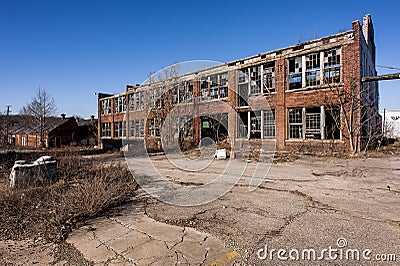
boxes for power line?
[376,65,400,71]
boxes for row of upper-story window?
[100,48,342,115]
[237,47,341,96]
[288,48,341,90]
[100,75,226,115]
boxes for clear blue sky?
[1,0,399,118]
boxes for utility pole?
[5,105,11,145]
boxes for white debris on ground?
[9,156,57,188]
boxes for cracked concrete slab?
[67,210,238,265]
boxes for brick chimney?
[61,113,66,120]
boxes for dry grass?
[0,151,137,242]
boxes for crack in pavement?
[199,247,209,266]
[91,231,137,265]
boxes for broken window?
[156,89,164,108]
[238,68,248,83]
[238,112,248,138]
[250,65,262,95]
[238,110,275,139]
[114,96,126,114]
[200,78,210,101]
[114,98,119,113]
[305,107,321,139]
[114,121,126,138]
[209,75,219,100]
[289,57,302,90]
[219,72,228,98]
[138,92,144,110]
[179,81,193,103]
[149,88,164,108]
[101,99,111,115]
[101,122,111,137]
[200,73,228,101]
[263,63,275,94]
[250,111,262,138]
[288,108,303,139]
[238,84,248,107]
[263,110,275,139]
[288,106,340,140]
[122,96,126,112]
[148,117,164,137]
[149,89,156,108]
[179,116,193,138]
[129,92,144,111]
[324,48,341,84]
[129,94,135,111]
[325,106,341,140]
[170,85,179,106]
[130,119,144,138]
[305,53,321,86]
[238,68,249,107]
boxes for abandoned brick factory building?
[98,14,381,153]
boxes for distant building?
[98,14,381,152]
[76,115,98,146]
[380,110,400,139]
[7,114,79,148]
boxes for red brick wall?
[99,22,366,153]
[275,58,286,150]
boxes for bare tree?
[21,87,57,148]
[144,64,181,151]
[327,79,360,153]
[324,77,381,153]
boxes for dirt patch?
[0,239,91,265]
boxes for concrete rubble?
[9,155,57,188]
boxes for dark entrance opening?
[55,136,61,148]
[200,113,228,143]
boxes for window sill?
[285,139,343,142]
[285,82,344,93]
[249,92,277,97]
[236,137,277,141]
[199,97,228,103]
[174,101,194,106]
